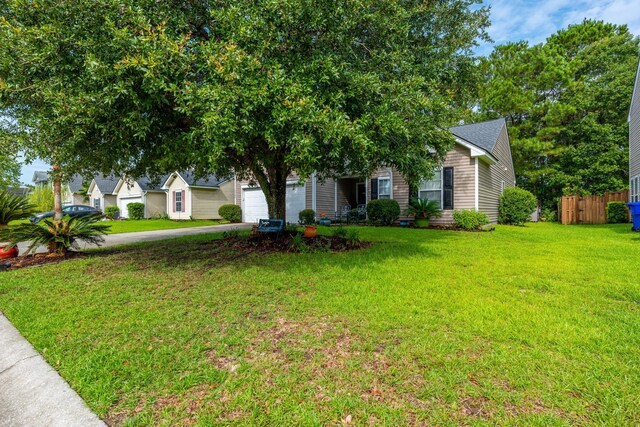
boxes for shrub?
[298,209,316,225]
[0,189,35,226]
[607,202,628,224]
[453,209,489,231]
[104,206,120,219]
[332,226,348,238]
[127,202,145,220]
[218,204,242,223]
[27,185,54,212]
[0,214,110,254]
[540,208,557,222]
[499,187,537,225]
[405,197,443,220]
[366,199,400,225]
[346,229,361,245]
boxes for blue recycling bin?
[627,202,640,231]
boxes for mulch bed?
[219,230,371,254]
[426,225,495,232]
[1,252,86,271]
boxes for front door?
[356,183,366,206]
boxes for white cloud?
[477,0,640,55]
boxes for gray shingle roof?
[92,175,120,194]
[176,171,227,188]
[136,175,170,192]
[32,171,49,184]
[449,118,506,154]
[66,174,85,193]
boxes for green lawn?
[9,218,227,234]
[102,219,227,234]
[1,223,639,426]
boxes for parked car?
[29,205,102,224]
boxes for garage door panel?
[119,197,142,219]
[242,184,306,223]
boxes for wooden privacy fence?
[560,190,629,225]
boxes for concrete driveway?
[16,222,253,254]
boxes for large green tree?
[0,117,20,189]
[1,0,489,218]
[478,20,639,208]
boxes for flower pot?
[303,226,317,238]
[414,218,430,228]
[0,246,18,259]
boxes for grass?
[8,218,227,234]
[1,223,639,426]
[102,219,227,234]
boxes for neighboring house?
[62,174,88,206]
[7,187,29,199]
[32,171,50,186]
[236,118,516,224]
[630,58,640,203]
[86,175,119,212]
[161,171,235,220]
[114,175,169,218]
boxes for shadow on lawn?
[87,228,446,274]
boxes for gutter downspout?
[474,158,479,211]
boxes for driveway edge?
[0,312,105,427]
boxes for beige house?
[629,59,640,204]
[114,176,168,218]
[236,118,516,225]
[162,171,235,220]
[86,175,119,212]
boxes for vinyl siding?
[430,144,476,225]
[166,174,191,219]
[191,181,235,219]
[479,125,516,224]
[145,192,167,218]
[314,177,336,217]
[630,62,640,195]
[117,180,143,198]
[89,186,116,210]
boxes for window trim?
[418,169,443,209]
[378,176,391,199]
[175,190,183,213]
[93,198,101,210]
[632,175,640,203]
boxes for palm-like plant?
[0,213,110,255]
[405,197,443,219]
[0,189,36,226]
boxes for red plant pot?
[303,226,318,238]
[0,246,18,259]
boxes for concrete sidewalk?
[0,312,105,427]
[17,222,253,254]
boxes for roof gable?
[162,171,227,189]
[66,174,84,193]
[630,57,640,122]
[450,118,506,154]
[90,175,120,195]
[32,171,49,184]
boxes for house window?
[175,191,183,212]
[378,177,391,199]
[93,198,101,210]
[632,175,640,203]
[419,169,442,208]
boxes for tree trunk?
[52,165,63,221]
[265,180,287,220]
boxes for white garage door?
[242,184,306,223]
[119,197,142,219]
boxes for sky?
[16,0,640,185]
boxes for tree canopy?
[0,0,489,218]
[478,20,639,208]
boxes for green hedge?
[127,202,145,220]
[218,204,242,223]
[499,187,537,225]
[298,209,315,225]
[607,202,627,224]
[366,199,400,225]
[453,209,489,231]
[104,206,120,218]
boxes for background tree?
[0,118,20,189]
[1,0,490,218]
[478,20,639,209]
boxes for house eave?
[454,137,497,164]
